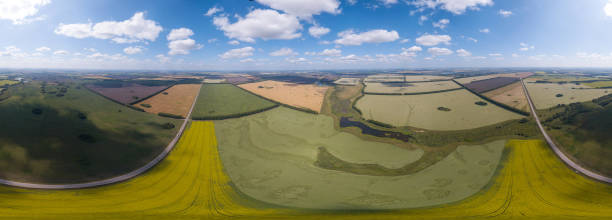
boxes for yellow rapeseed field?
[0,122,610,219]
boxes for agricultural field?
[482,82,529,112]
[85,82,170,105]
[463,77,519,93]
[0,80,19,86]
[191,84,276,120]
[0,81,180,183]
[81,75,112,80]
[364,74,405,83]
[525,82,610,109]
[203,78,227,83]
[364,81,460,94]
[583,80,612,88]
[455,72,532,84]
[334,77,360,85]
[215,107,502,209]
[240,80,329,113]
[355,89,524,130]
[404,75,453,82]
[0,124,609,219]
[133,84,201,118]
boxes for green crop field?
[525,82,610,109]
[191,84,277,120]
[364,81,460,94]
[584,80,612,88]
[0,81,180,183]
[354,89,524,131]
[214,107,506,209]
[0,80,19,86]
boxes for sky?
[1,0,612,71]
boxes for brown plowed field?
[483,82,529,112]
[464,77,519,93]
[86,84,170,104]
[134,84,202,117]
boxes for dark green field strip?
[452,79,531,116]
[191,84,280,119]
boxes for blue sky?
[1,0,612,70]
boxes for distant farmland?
[191,84,277,120]
[463,77,519,93]
[85,83,170,105]
[240,80,329,113]
[525,81,610,109]
[134,84,201,118]
[364,81,460,94]
[482,82,529,112]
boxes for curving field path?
[0,121,610,219]
[0,85,202,189]
[521,79,612,183]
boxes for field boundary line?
[521,79,612,184]
[452,79,531,116]
[0,84,203,189]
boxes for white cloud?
[319,48,342,56]
[0,0,50,24]
[606,1,612,17]
[220,46,255,59]
[406,46,422,52]
[334,29,399,46]
[499,9,513,17]
[270,48,297,56]
[35,46,51,52]
[286,57,309,63]
[489,53,502,57]
[465,36,478,43]
[433,19,450,29]
[255,0,340,19]
[399,46,422,57]
[519,42,535,51]
[156,54,170,63]
[380,0,398,5]
[53,50,69,55]
[412,0,493,15]
[347,0,358,5]
[168,39,202,55]
[167,28,202,55]
[456,49,471,57]
[400,39,410,44]
[479,28,490,33]
[213,9,302,43]
[84,48,97,52]
[205,6,223,17]
[428,47,453,56]
[88,53,126,61]
[123,46,143,55]
[419,15,428,25]
[309,25,330,38]
[512,53,520,58]
[415,34,451,46]
[240,58,255,63]
[167,28,194,41]
[228,40,240,45]
[208,38,218,43]
[0,46,21,56]
[54,12,163,43]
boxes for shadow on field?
[0,103,164,184]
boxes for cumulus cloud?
[406,46,423,52]
[0,0,50,24]
[156,54,170,63]
[489,53,502,57]
[380,0,398,5]
[270,48,297,56]
[519,42,535,51]
[205,6,223,17]
[456,49,471,57]
[415,34,451,46]
[606,1,612,17]
[479,28,490,33]
[412,0,493,15]
[428,47,453,56]
[167,28,202,55]
[213,9,302,43]
[334,29,399,46]
[309,25,330,38]
[433,19,450,29]
[499,9,513,17]
[220,46,255,59]
[399,46,423,57]
[54,12,163,43]
[228,40,240,45]
[35,46,51,52]
[53,50,69,55]
[255,0,340,19]
[123,46,143,55]
[319,48,342,56]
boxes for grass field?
[584,80,612,88]
[525,82,610,109]
[355,89,524,130]
[364,81,460,94]
[405,75,453,82]
[239,80,329,113]
[0,80,19,86]
[483,82,529,112]
[0,82,180,183]
[191,84,276,119]
[134,84,201,117]
[0,124,609,219]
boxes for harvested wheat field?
[133,84,201,117]
[239,80,329,113]
[483,82,529,112]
